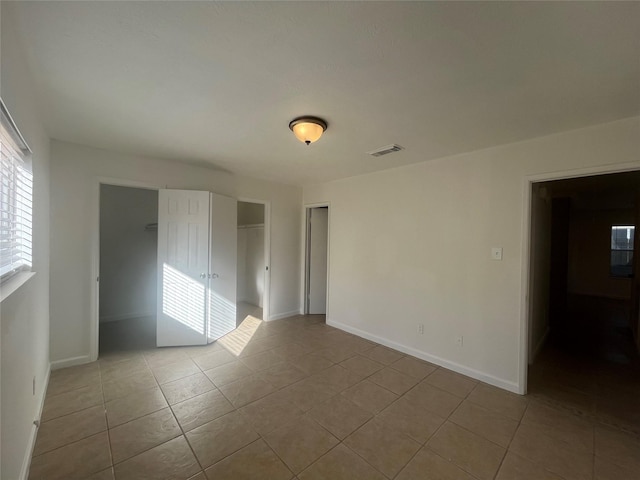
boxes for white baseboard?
[19,363,51,480]
[267,310,302,322]
[50,355,92,371]
[529,327,550,365]
[99,311,154,323]
[327,318,521,395]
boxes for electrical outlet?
[418,323,424,335]
[456,336,464,347]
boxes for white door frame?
[519,162,640,394]
[237,197,272,321]
[302,203,331,316]
[90,177,161,362]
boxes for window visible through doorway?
[610,225,634,278]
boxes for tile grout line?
[35,318,632,480]
[417,380,486,480]
[159,320,332,476]
[149,350,208,478]
[489,393,530,480]
[177,323,385,477]
[102,351,187,473]
[383,377,445,480]
[37,326,401,475]
[282,351,437,477]
[290,364,434,479]
[98,360,115,478]
[499,397,578,480]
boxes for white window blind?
[0,99,33,283]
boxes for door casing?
[91,177,160,362]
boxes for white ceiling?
[5,1,640,186]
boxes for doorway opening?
[527,170,640,428]
[304,205,329,315]
[236,201,267,324]
[98,184,159,354]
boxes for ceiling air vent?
[368,144,404,157]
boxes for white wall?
[238,202,265,226]
[99,185,158,322]
[50,140,301,365]
[1,9,51,480]
[303,117,640,393]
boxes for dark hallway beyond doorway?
[529,294,640,435]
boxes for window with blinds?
[0,100,33,283]
[611,225,635,278]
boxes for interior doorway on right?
[527,170,640,431]
[305,206,329,315]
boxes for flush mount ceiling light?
[289,116,327,145]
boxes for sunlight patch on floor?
[217,315,262,355]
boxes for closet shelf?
[237,223,264,229]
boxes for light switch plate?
[491,247,503,260]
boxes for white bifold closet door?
[157,189,237,347]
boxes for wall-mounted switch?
[491,247,503,261]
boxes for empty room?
[1,2,639,480]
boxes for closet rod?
[237,223,264,229]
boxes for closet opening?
[236,200,268,324]
[98,184,159,354]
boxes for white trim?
[518,176,533,394]
[519,160,640,395]
[236,198,271,321]
[0,271,35,303]
[19,363,50,480]
[51,355,92,371]
[99,311,155,323]
[91,177,161,362]
[327,319,520,394]
[302,202,331,317]
[267,310,301,322]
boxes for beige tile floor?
[30,315,640,480]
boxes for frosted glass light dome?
[289,117,327,145]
